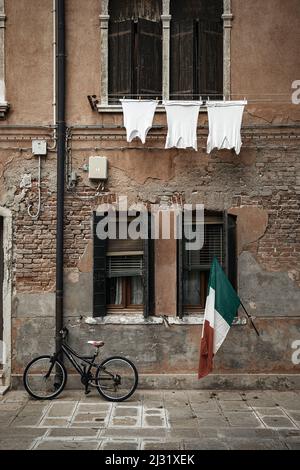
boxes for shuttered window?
[177,212,237,316]
[170,0,223,100]
[108,19,162,103]
[93,213,155,317]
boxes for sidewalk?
[0,389,300,450]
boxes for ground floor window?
[178,211,237,316]
[93,213,154,317]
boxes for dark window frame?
[93,212,155,317]
[177,211,237,317]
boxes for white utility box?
[32,140,47,156]
[88,156,108,180]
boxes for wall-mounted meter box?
[32,140,47,156]
[89,156,108,180]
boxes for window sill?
[85,314,247,326]
[0,102,9,119]
[96,104,208,114]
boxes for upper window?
[108,0,162,104]
[106,0,223,104]
[170,0,223,100]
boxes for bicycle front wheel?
[23,355,67,400]
[96,356,138,402]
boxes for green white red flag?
[198,257,241,379]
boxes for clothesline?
[108,93,292,104]
[121,99,247,154]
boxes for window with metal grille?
[184,223,224,271]
[177,212,237,316]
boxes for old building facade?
[0,0,300,390]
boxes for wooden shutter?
[226,213,238,290]
[137,19,162,98]
[177,236,184,318]
[107,255,144,278]
[143,214,155,318]
[197,19,223,98]
[0,218,3,340]
[108,20,134,102]
[93,214,107,317]
[170,20,195,100]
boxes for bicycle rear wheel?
[23,355,67,400]
[96,356,138,402]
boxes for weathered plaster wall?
[66,0,100,124]
[231,0,300,124]
[1,1,299,385]
[5,0,53,124]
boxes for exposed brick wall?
[10,142,300,293]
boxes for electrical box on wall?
[89,156,108,180]
[32,140,47,156]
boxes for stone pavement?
[0,389,300,450]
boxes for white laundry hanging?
[164,101,202,151]
[206,100,247,155]
[120,99,158,144]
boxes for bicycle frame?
[49,340,115,389]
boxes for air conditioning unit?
[88,156,108,180]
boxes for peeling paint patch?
[229,206,268,254]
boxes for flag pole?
[240,300,260,337]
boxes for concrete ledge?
[85,314,247,326]
[12,373,300,391]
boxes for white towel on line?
[206,101,247,155]
[120,99,158,144]
[164,101,202,151]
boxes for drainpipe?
[55,0,66,354]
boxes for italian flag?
[198,257,241,379]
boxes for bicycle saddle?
[87,340,105,348]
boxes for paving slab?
[224,412,262,428]
[41,418,71,427]
[215,392,244,401]
[260,416,296,429]
[0,438,33,450]
[102,440,139,450]
[284,410,300,422]
[47,402,77,417]
[190,400,220,412]
[73,412,107,423]
[218,400,251,411]
[112,417,139,426]
[103,427,167,439]
[184,438,229,450]
[48,428,99,438]
[34,440,100,450]
[197,416,230,428]
[113,407,139,417]
[0,411,20,426]
[285,437,300,450]
[168,418,198,429]
[143,441,183,450]
[166,428,200,439]
[254,407,285,417]
[226,438,287,450]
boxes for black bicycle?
[23,327,138,402]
